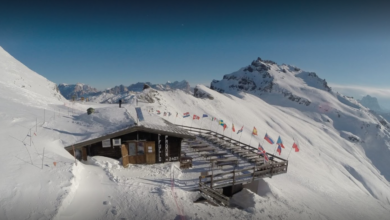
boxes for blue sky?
[1,0,389,95]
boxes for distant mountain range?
[58,80,192,100]
[358,95,383,113]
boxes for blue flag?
[202,114,208,118]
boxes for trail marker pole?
[44,109,45,124]
[249,134,253,146]
[36,118,37,132]
[30,129,31,146]
[41,147,45,169]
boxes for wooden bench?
[215,159,238,168]
[202,152,227,160]
[196,147,216,153]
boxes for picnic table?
[190,143,209,147]
[180,156,193,169]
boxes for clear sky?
[1,0,389,94]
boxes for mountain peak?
[210,57,331,106]
[359,95,382,112]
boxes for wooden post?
[252,165,256,182]
[82,147,87,161]
[231,169,236,195]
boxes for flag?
[292,142,299,152]
[252,127,258,136]
[232,124,235,132]
[263,150,269,162]
[157,110,161,115]
[163,112,167,116]
[264,133,274,144]
[202,114,208,118]
[223,123,227,131]
[258,143,264,152]
[193,115,200,120]
[219,120,224,125]
[212,117,216,121]
[277,145,282,155]
[168,112,171,116]
[276,136,285,148]
[237,126,244,134]
[183,112,190,118]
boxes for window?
[137,142,144,155]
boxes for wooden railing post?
[231,169,236,195]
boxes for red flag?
[193,115,200,120]
[292,142,299,152]
[232,123,235,132]
[223,123,227,131]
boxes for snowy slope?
[1,47,390,220]
[149,85,390,219]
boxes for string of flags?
[152,109,300,158]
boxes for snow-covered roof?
[66,123,195,150]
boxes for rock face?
[194,86,214,100]
[210,57,332,106]
[358,95,382,112]
[58,83,99,99]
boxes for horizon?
[1,0,389,106]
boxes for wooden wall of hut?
[89,141,122,159]
[86,131,182,163]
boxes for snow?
[1,47,390,219]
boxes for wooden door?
[128,142,137,164]
[145,141,156,164]
[121,144,130,167]
[136,142,146,164]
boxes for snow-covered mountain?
[358,95,383,113]
[58,80,192,103]
[2,48,390,220]
[210,57,390,182]
[58,83,99,99]
[211,57,331,106]
[109,80,192,93]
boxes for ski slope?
[1,46,390,219]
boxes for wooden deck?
[179,125,289,206]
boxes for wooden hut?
[65,124,195,167]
